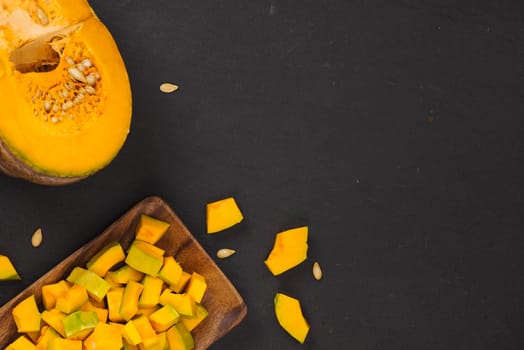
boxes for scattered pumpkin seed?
[159,82,179,93]
[216,248,236,259]
[312,261,322,280]
[31,228,43,247]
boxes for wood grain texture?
[0,196,247,349]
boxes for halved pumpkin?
[0,0,132,185]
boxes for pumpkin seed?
[68,67,87,83]
[159,83,179,93]
[32,228,43,247]
[86,74,97,86]
[35,6,49,26]
[216,248,236,259]
[312,261,322,280]
[82,59,92,68]
[85,86,96,94]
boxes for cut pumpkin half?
[0,0,132,184]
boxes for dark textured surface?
[1,1,524,349]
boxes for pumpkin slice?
[274,292,310,344]
[0,254,21,280]
[264,226,309,276]
[0,0,132,184]
[206,197,244,234]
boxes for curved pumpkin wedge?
[274,293,310,344]
[0,254,21,280]
[0,0,132,184]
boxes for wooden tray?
[0,196,247,349]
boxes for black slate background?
[1,1,524,349]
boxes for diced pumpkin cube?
[106,287,125,322]
[41,309,67,338]
[5,335,36,350]
[41,280,70,310]
[83,322,123,350]
[133,315,160,349]
[139,275,164,308]
[87,241,126,277]
[26,329,41,343]
[33,325,48,343]
[47,337,82,350]
[36,326,60,350]
[125,240,164,276]
[122,319,142,346]
[156,331,168,350]
[66,267,110,302]
[0,255,21,280]
[120,280,144,321]
[80,301,109,323]
[171,271,191,293]
[137,306,160,317]
[107,322,125,342]
[185,272,207,303]
[149,305,180,332]
[108,321,124,330]
[68,329,93,341]
[12,294,41,333]
[144,331,168,350]
[89,297,107,309]
[264,226,308,276]
[122,340,140,350]
[105,265,144,285]
[62,310,98,338]
[136,214,170,244]
[180,303,208,331]
[159,291,195,317]
[206,197,243,234]
[104,277,123,290]
[166,322,194,350]
[55,284,89,314]
[157,256,183,286]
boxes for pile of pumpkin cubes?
[7,215,207,350]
